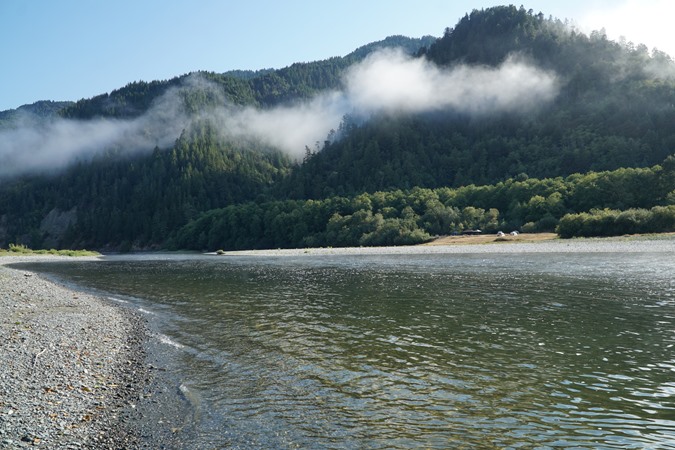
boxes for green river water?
[17,248,675,448]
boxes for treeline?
[170,192,497,250]
[557,206,675,238]
[172,156,675,250]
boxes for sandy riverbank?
[0,255,150,449]
[213,233,675,257]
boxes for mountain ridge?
[0,35,436,121]
[0,5,673,250]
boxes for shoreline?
[1,234,673,447]
[211,232,675,257]
[0,255,149,449]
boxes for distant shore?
[0,255,148,449]
[423,232,559,246]
[212,232,675,257]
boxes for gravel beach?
[0,256,149,449]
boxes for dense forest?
[172,156,675,250]
[0,5,674,251]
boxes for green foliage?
[174,156,675,250]
[2,143,672,251]
[556,206,675,238]
[170,189,500,251]
[0,122,292,250]
[0,244,99,257]
[7,243,32,254]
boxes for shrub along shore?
[0,244,100,257]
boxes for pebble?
[0,256,149,449]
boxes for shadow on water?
[13,251,675,448]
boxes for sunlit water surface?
[18,250,675,448]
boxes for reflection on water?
[18,251,675,448]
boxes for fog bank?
[0,49,560,177]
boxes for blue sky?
[1,0,673,111]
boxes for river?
[16,243,675,448]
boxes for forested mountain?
[285,6,675,197]
[0,124,292,250]
[1,6,674,251]
[0,35,434,250]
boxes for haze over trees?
[0,5,674,250]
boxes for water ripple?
[17,251,675,449]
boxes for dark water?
[17,251,675,448]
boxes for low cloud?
[0,49,560,177]
[212,49,559,156]
[343,48,559,116]
[217,90,347,155]
[0,86,191,178]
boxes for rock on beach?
[0,256,147,449]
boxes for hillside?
[0,5,674,251]
[0,35,435,250]
[284,5,675,197]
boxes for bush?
[1,244,99,257]
[8,244,31,254]
[556,206,675,238]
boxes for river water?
[17,245,675,448]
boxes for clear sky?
[1,0,673,111]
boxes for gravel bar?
[215,234,675,257]
[0,256,150,449]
